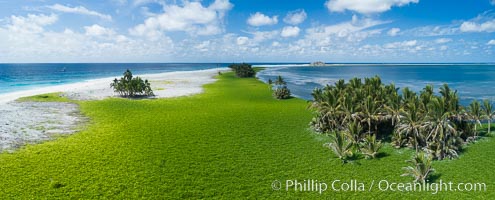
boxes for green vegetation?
[228,63,256,78]
[482,100,494,134]
[0,72,494,198]
[309,76,493,160]
[110,69,154,97]
[401,151,434,182]
[272,76,291,100]
[17,92,72,102]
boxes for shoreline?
[0,67,229,104]
[0,67,229,152]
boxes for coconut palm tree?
[326,131,354,163]
[420,84,434,112]
[482,99,494,135]
[402,151,434,182]
[345,119,363,147]
[385,93,403,126]
[309,88,341,132]
[468,100,483,137]
[360,96,382,135]
[396,101,424,152]
[424,97,459,159]
[360,134,382,159]
[274,75,286,86]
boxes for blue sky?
[0,0,494,63]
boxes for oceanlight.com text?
[271,179,487,194]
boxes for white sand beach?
[0,68,229,152]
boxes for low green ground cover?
[0,72,493,199]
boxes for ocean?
[0,63,227,94]
[256,64,495,105]
[1,63,494,105]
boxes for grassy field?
[0,72,494,199]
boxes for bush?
[401,152,435,182]
[110,69,154,97]
[325,131,354,163]
[272,76,291,99]
[228,63,256,78]
[360,134,382,159]
[273,86,291,99]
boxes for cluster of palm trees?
[270,76,291,99]
[309,76,494,161]
[110,69,154,97]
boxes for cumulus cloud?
[129,0,232,40]
[0,13,174,62]
[488,39,495,45]
[283,10,307,25]
[251,30,279,42]
[236,36,249,45]
[306,16,387,41]
[6,13,58,34]
[281,26,300,37]
[84,24,116,37]
[48,4,112,21]
[384,40,417,48]
[387,28,400,36]
[460,19,495,33]
[435,38,452,44]
[325,0,419,14]
[247,12,278,26]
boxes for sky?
[0,0,494,63]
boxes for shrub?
[110,69,154,97]
[325,131,354,163]
[273,86,291,99]
[360,134,382,159]
[401,151,434,182]
[228,63,256,78]
[272,76,291,99]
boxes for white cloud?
[251,30,279,42]
[130,0,233,39]
[0,13,176,62]
[384,40,417,48]
[440,45,448,50]
[405,25,459,37]
[194,40,210,52]
[84,24,116,37]
[48,4,112,21]
[387,28,400,36]
[306,17,387,42]
[281,26,300,37]
[283,10,307,25]
[325,0,419,14]
[236,36,249,45]
[247,12,278,26]
[435,38,452,44]
[6,13,58,34]
[460,19,495,33]
[488,40,495,45]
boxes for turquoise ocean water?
[256,64,495,105]
[1,63,494,105]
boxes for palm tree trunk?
[474,123,477,137]
[488,120,491,135]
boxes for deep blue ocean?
[256,64,495,105]
[1,63,494,106]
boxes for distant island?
[310,61,326,66]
